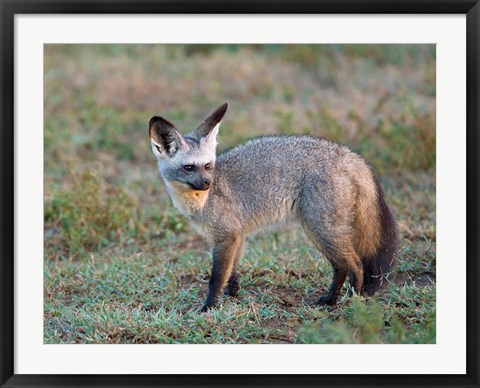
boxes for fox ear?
[191,102,228,140]
[149,116,187,157]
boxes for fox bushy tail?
[355,172,397,296]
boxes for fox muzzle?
[188,178,211,191]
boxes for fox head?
[149,103,227,193]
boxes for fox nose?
[188,179,211,191]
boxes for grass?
[44,44,436,344]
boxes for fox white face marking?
[149,103,227,216]
[183,126,219,166]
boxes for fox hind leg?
[316,267,347,305]
[299,212,363,305]
[315,251,363,306]
[347,265,365,297]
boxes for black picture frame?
[1,1,479,387]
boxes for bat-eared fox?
[149,103,397,312]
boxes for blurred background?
[44,45,436,344]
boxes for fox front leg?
[200,236,242,312]
[225,271,240,297]
[224,237,244,297]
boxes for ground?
[44,44,436,344]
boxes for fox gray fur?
[149,103,397,312]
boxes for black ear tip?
[149,116,177,135]
[149,117,158,136]
[149,116,162,128]
[216,102,228,118]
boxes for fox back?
[149,103,397,312]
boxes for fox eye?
[183,165,194,171]
[205,163,212,170]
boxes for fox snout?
[188,178,211,191]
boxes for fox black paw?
[224,285,240,297]
[315,295,336,306]
[199,305,211,313]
